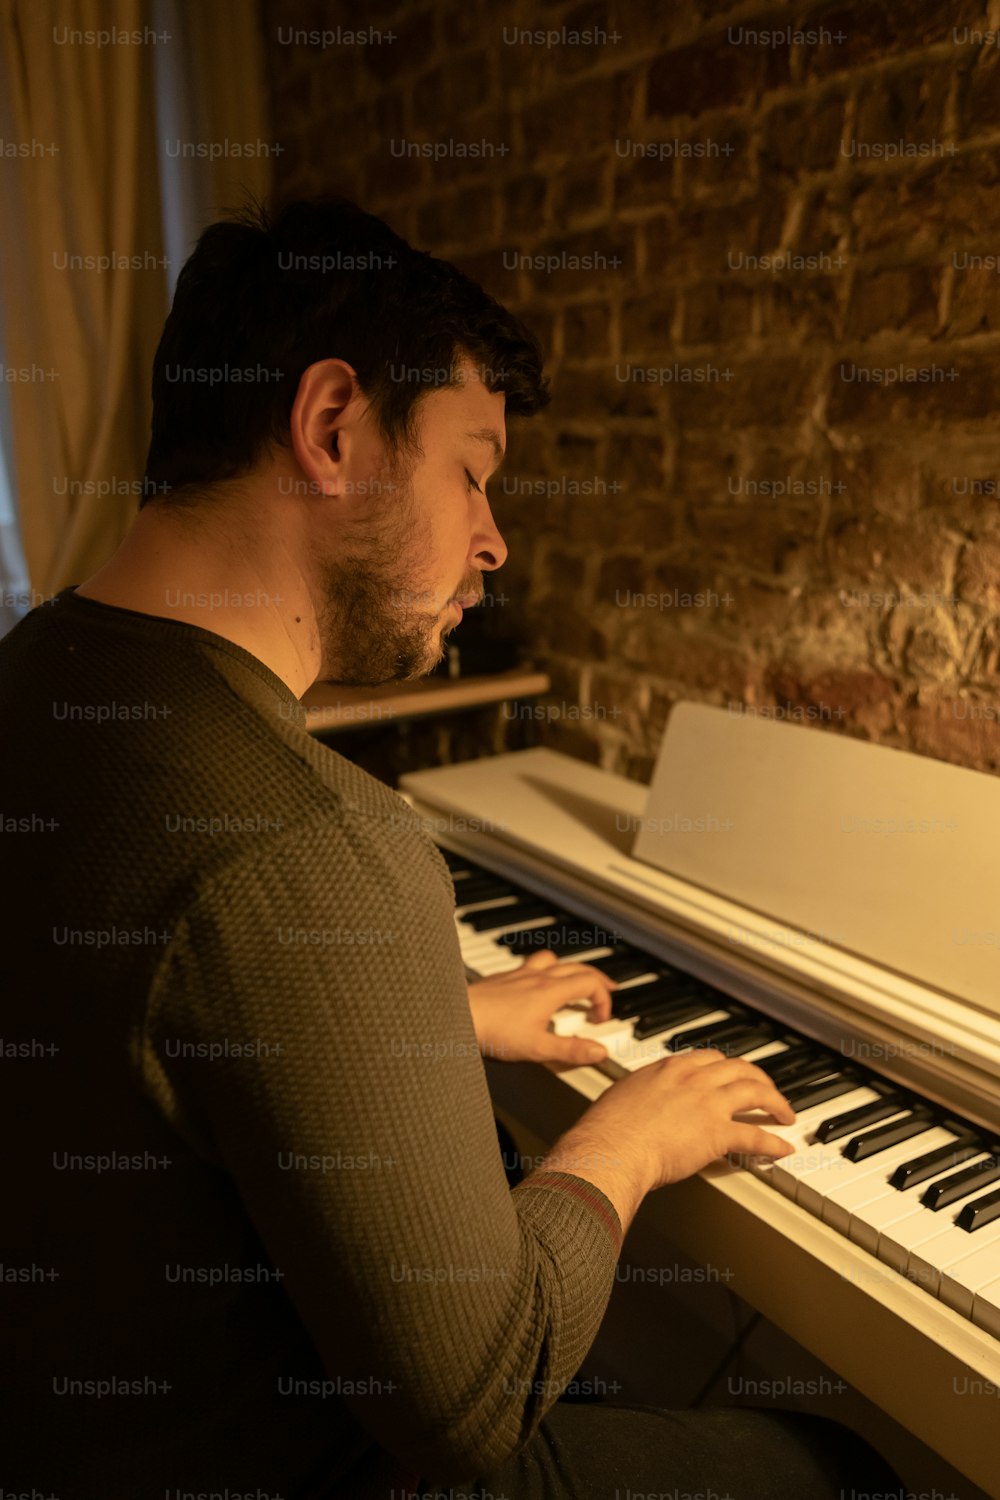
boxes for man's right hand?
[537,1048,797,1233]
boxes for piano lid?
[634,704,1000,1023]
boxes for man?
[0,197,899,1497]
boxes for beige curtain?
[0,0,272,598]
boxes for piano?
[400,702,1000,1498]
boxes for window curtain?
[0,0,272,604]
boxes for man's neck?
[74,504,321,698]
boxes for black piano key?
[777,1058,845,1093]
[612,975,713,1019]
[665,1011,752,1053]
[843,1111,934,1163]
[585,950,657,982]
[459,899,557,932]
[755,1042,817,1081]
[956,1185,1000,1233]
[631,997,725,1040]
[498,918,617,953]
[440,847,482,875]
[765,1052,844,1092]
[453,877,519,906]
[889,1135,981,1191]
[814,1092,909,1144]
[922,1155,1000,1211]
[783,1073,861,1111]
[702,1023,776,1057]
[541,928,626,958]
[500,921,594,954]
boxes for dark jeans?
[415,1399,903,1499]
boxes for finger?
[522,950,560,971]
[538,973,615,1024]
[723,1122,797,1162]
[545,960,619,988]
[721,1077,796,1125]
[538,1033,609,1068]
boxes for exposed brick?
[415,186,496,247]
[621,294,676,356]
[670,354,817,429]
[499,173,550,235]
[647,637,763,698]
[562,301,612,358]
[362,12,436,81]
[676,281,754,343]
[551,161,612,224]
[688,502,820,575]
[606,432,665,489]
[411,52,499,128]
[365,141,425,200]
[825,512,956,591]
[827,352,1000,425]
[852,150,1000,256]
[529,0,621,79]
[844,265,942,339]
[955,535,1000,610]
[761,91,846,174]
[676,117,749,198]
[449,248,521,303]
[509,226,632,300]
[758,276,844,341]
[643,195,787,278]
[440,0,485,48]
[542,547,587,593]
[552,431,603,478]
[850,64,954,158]
[947,263,1000,336]
[614,141,682,211]
[522,74,635,158]
[902,693,1000,774]
[267,0,1000,779]
[647,31,791,121]
[800,2,984,80]
[964,36,1000,135]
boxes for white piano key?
[794,1117,930,1216]
[845,1158,986,1259]
[905,1212,1000,1295]
[743,1088,878,1183]
[971,1273,1000,1338]
[875,1155,996,1272]
[767,1099,903,1203]
[818,1127,957,1237]
[606,1009,734,1072]
[455,895,524,914]
[551,1005,614,1037]
[741,1040,794,1065]
[939,1234,1000,1318]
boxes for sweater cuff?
[513,1169,623,1255]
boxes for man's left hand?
[467,951,617,1068]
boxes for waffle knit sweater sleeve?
[140,800,623,1482]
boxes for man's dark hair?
[141,195,550,504]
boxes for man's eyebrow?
[465,428,506,465]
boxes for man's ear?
[288,358,359,497]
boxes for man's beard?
[313,466,472,687]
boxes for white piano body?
[401,703,1000,1498]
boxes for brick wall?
[262,0,1000,782]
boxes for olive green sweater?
[0,588,621,1499]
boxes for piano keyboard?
[445,845,1000,1343]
